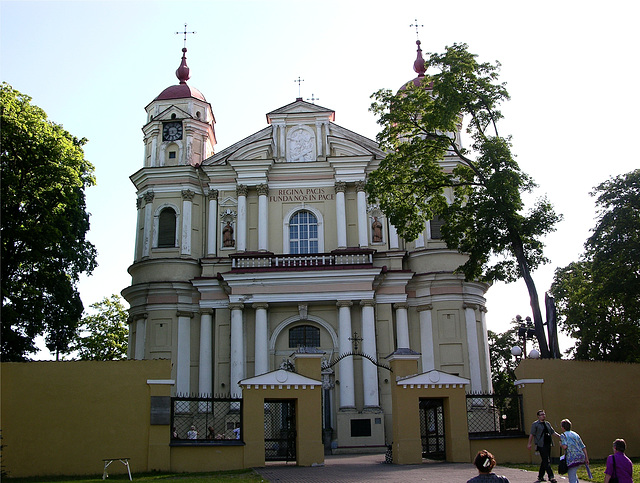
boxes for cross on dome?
[174,24,196,85]
[175,23,196,49]
[410,19,423,39]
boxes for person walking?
[604,439,634,483]
[467,450,510,482]
[559,419,589,483]
[527,409,561,482]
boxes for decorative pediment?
[205,127,272,165]
[396,370,470,388]
[266,99,335,123]
[239,369,321,389]
[153,105,192,122]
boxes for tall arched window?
[158,207,177,247]
[289,325,320,348]
[289,210,318,254]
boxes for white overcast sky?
[2,0,639,358]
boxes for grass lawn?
[502,457,640,483]
[2,469,266,483]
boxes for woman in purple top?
[605,439,634,483]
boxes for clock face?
[163,122,183,141]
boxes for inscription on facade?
[269,188,334,202]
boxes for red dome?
[155,84,206,102]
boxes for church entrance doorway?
[419,398,445,460]
[264,399,297,463]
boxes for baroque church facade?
[123,42,493,452]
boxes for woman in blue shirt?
[560,419,589,483]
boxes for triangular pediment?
[239,369,321,388]
[267,99,335,123]
[153,105,192,122]
[397,370,470,387]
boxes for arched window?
[289,325,320,348]
[289,210,318,254]
[158,207,177,247]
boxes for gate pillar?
[387,349,423,464]
[387,349,472,464]
[239,348,324,467]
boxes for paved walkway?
[255,453,587,483]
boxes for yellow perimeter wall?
[2,358,638,477]
[471,359,640,464]
[1,360,171,477]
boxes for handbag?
[610,454,619,483]
[558,454,568,474]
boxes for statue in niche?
[372,217,383,242]
[223,222,235,247]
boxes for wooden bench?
[102,458,132,480]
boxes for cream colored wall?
[1,360,171,478]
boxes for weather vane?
[294,76,304,98]
[410,19,423,39]
[176,23,196,48]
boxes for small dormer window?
[169,151,176,159]
[196,111,201,119]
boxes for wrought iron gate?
[264,399,296,462]
[419,398,445,460]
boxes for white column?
[150,137,157,167]
[394,303,410,349]
[360,300,380,409]
[355,181,369,247]
[335,182,347,248]
[464,304,482,393]
[480,306,493,393]
[229,303,245,398]
[337,301,355,410]
[134,316,146,360]
[207,190,218,256]
[236,185,248,252]
[253,303,269,376]
[415,232,425,248]
[181,189,194,256]
[418,305,435,371]
[388,222,399,250]
[142,191,154,258]
[134,198,142,260]
[257,184,269,252]
[199,310,213,396]
[176,312,192,395]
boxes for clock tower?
[141,47,216,167]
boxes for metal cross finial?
[176,23,197,49]
[294,76,304,98]
[307,93,319,104]
[410,19,424,39]
[348,332,363,352]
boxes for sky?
[2,0,639,359]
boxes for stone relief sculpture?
[287,127,315,162]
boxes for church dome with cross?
[155,47,207,102]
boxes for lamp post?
[510,315,540,359]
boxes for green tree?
[551,170,640,362]
[1,83,97,361]
[488,328,519,395]
[74,295,129,361]
[367,43,562,357]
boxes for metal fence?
[171,395,242,442]
[466,393,525,438]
